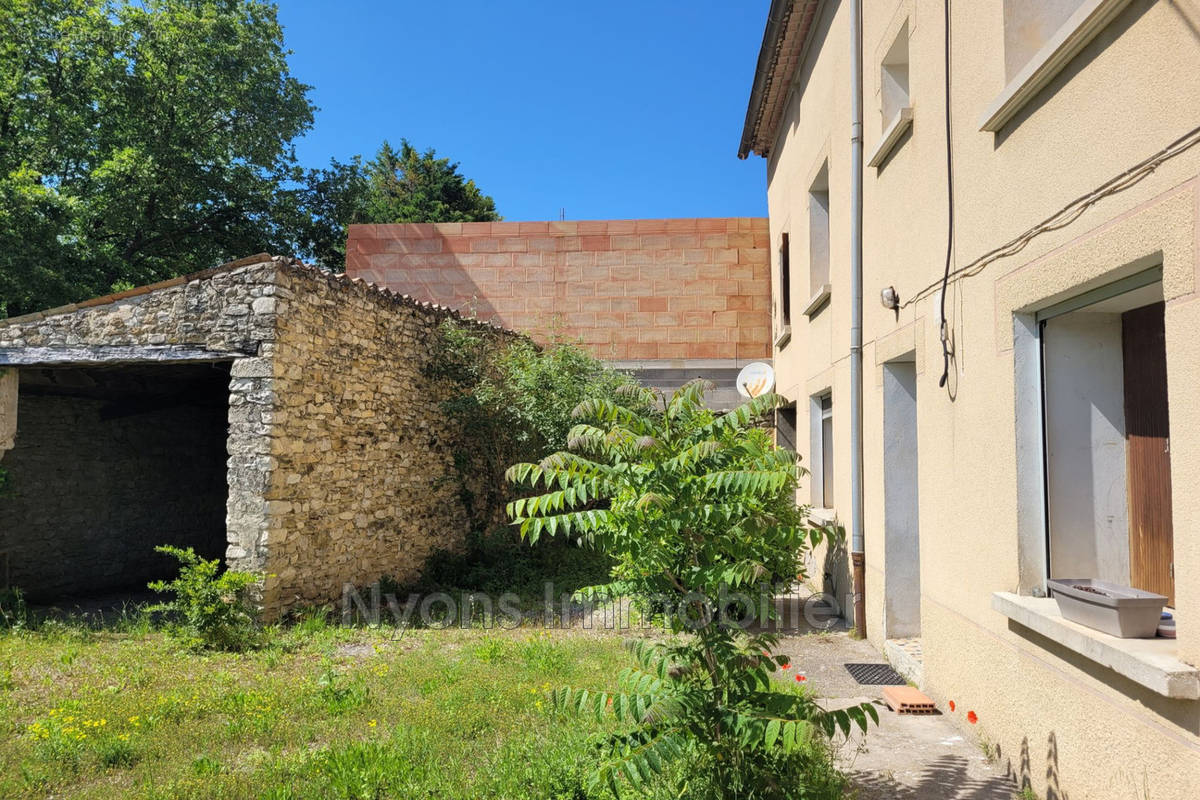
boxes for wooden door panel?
[1121,302,1174,605]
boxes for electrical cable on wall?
[905,121,1200,312]
[938,0,955,389]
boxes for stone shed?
[0,255,516,615]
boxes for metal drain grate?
[844,663,907,685]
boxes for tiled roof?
[2,254,514,337]
[738,0,823,160]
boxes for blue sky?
[275,1,770,221]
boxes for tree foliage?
[506,382,874,798]
[0,0,315,317]
[292,140,500,270]
[429,322,634,528]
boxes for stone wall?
[0,256,279,354]
[0,255,520,614]
[0,369,15,455]
[0,256,282,581]
[258,263,516,612]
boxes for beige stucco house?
[740,1,1200,797]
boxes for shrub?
[429,322,636,521]
[0,586,28,630]
[507,382,876,797]
[403,526,613,604]
[146,546,260,651]
[476,336,635,456]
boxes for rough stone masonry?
[0,255,518,615]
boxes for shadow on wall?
[822,524,850,611]
[994,0,1151,148]
[852,754,1016,800]
[350,233,504,324]
[1003,734,1070,800]
[1169,0,1200,43]
[1007,620,1200,734]
[1004,730,1159,800]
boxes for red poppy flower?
[795,674,806,682]
[781,663,791,671]
[967,711,978,724]
[948,701,956,712]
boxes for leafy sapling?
[506,381,876,798]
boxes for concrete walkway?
[771,623,1017,799]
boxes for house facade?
[741,1,1200,797]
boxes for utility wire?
[937,0,954,389]
[905,122,1200,312]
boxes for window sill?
[803,285,831,318]
[774,325,792,349]
[808,507,837,524]
[979,0,1132,132]
[992,592,1198,699]
[868,107,912,168]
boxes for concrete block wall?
[345,218,773,362]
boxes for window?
[869,21,913,167]
[982,0,1131,131]
[779,233,792,328]
[1039,272,1174,605]
[776,403,798,452]
[881,21,910,122]
[811,393,834,509]
[806,163,830,316]
[1003,0,1087,82]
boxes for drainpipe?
[848,0,867,639]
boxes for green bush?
[476,336,636,456]
[507,382,874,798]
[405,526,613,603]
[0,586,28,630]
[146,546,260,651]
[429,322,636,519]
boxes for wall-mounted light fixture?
[880,286,899,311]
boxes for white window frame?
[869,19,913,168]
[805,163,831,318]
[810,392,834,510]
[980,0,1133,131]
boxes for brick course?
[346,218,771,361]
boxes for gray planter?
[1047,579,1167,639]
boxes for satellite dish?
[736,362,775,399]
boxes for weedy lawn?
[0,617,640,799]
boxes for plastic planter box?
[1047,578,1167,639]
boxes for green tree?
[361,139,499,225]
[291,140,499,271]
[285,155,368,271]
[507,383,873,798]
[0,0,314,317]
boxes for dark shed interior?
[0,362,231,602]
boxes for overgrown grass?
[0,618,639,799]
[0,532,847,799]
[397,527,615,608]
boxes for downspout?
[848,0,867,639]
